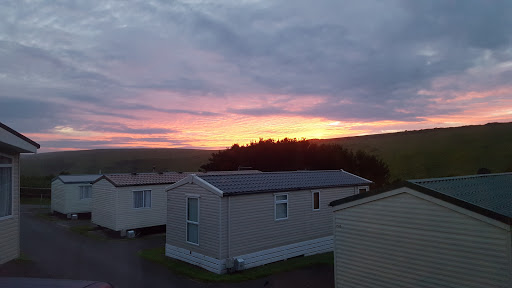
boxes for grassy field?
[138,247,333,282]
[21,148,214,177]
[20,197,51,206]
[314,122,512,181]
[20,122,512,183]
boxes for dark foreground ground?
[0,205,334,288]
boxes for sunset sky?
[1,1,512,153]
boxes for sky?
[1,0,512,153]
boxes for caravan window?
[79,186,92,199]
[133,190,151,208]
[186,197,199,245]
[275,194,288,220]
[0,155,13,219]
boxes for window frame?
[186,196,200,245]
[132,189,152,209]
[312,190,320,211]
[79,185,92,200]
[359,187,367,194]
[0,153,13,221]
[274,193,289,221]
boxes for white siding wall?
[50,179,66,213]
[115,184,168,231]
[227,186,356,258]
[166,183,222,259]
[65,183,92,214]
[51,181,91,214]
[91,179,117,230]
[334,190,512,288]
[0,153,19,264]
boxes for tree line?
[201,138,390,188]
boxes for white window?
[359,188,367,194]
[133,190,151,208]
[0,155,13,219]
[312,191,320,211]
[79,186,92,200]
[275,194,288,220]
[186,197,199,245]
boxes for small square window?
[133,190,151,208]
[187,197,199,244]
[79,186,91,199]
[312,191,320,210]
[0,166,12,218]
[275,194,288,220]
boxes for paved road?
[0,205,334,288]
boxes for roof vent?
[131,172,137,175]
[238,166,253,171]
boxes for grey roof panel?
[97,170,262,187]
[102,172,188,187]
[56,174,103,184]
[198,170,372,195]
[409,173,512,218]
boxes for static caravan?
[0,122,39,264]
[91,172,189,236]
[51,174,102,217]
[330,173,512,288]
[165,170,371,274]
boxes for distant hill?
[21,122,512,183]
[20,148,214,177]
[313,122,512,181]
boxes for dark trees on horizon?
[200,138,390,188]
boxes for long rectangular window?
[275,194,288,220]
[0,155,13,219]
[312,191,320,210]
[79,186,92,200]
[133,190,151,208]
[186,197,199,245]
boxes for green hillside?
[21,148,214,177]
[314,122,512,181]
[20,122,512,185]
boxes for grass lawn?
[14,253,32,263]
[69,225,111,241]
[20,197,50,206]
[138,247,333,282]
[70,225,95,236]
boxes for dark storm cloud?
[115,103,220,116]
[178,0,512,119]
[40,137,187,149]
[109,137,186,144]
[227,107,290,117]
[0,98,70,133]
[1,0,512,151]
[38,139,115,149]
[81,122,178,135]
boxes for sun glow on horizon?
[23,84,512,153]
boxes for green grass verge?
[14,253,32,263]
[35,213,57,222]
[70,225,94,236]
[138,247,333,282]
[20,197,51,206]
[70,225,107,241]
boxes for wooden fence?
[20,187,51,199]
